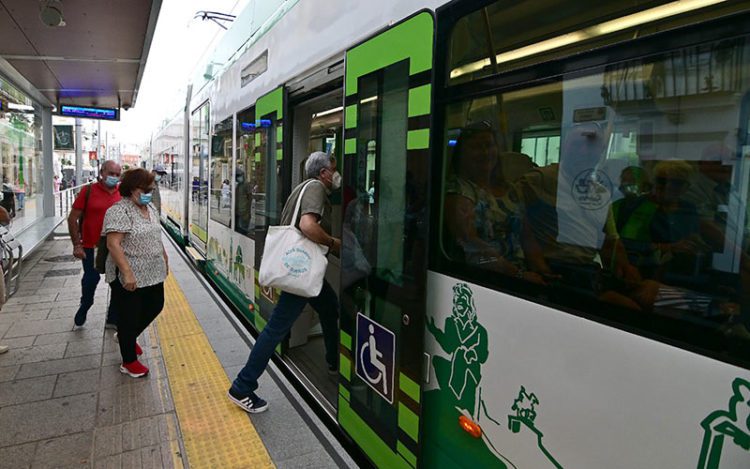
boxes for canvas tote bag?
[258,180,329,297]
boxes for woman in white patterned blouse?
[104,168,169,378]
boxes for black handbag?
[94,235,108,274]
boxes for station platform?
[0,234,357,469]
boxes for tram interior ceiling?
[0,0,161,109]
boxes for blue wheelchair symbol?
[356,313,395,403]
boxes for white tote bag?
[258,180,329,297]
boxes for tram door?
[253,87,288,332]
[339,12,434,468]
[189,102,210,251]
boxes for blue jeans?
[15,193,24,210]
[231,280,339,396]
[75,247,116,325]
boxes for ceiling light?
[312,107,343,118]
[40,0,66,27]
[450,0,727,79]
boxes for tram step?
[185,246,205,264]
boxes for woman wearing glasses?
[103,168,169,378]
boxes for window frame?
[430,5,750,369]
[234,106,258,238]
[210,116,234,228]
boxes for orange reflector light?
[248,303,255,311]
[458,415,482,438]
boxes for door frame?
[338,10,435,469]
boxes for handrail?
[53,182,94,218]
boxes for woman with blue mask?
[103,168,168,378]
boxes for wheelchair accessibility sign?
[356,313,396,404]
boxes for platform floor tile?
[158,273,275,468]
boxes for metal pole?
[75,118,83,187]
[97,120,101,170]
[41,108,55,217]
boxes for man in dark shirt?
[67,160,122,329]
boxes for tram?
[146,1,750,467]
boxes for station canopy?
[0,0,161,110]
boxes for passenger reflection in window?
[444,122,545,284]
[613,166,658,276]
[513,122,659,310]
[235,169,253,235]
[650,161,707,283]
[616,161,707,284]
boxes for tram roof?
[0,0,161,109]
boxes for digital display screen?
[58,105,119,121]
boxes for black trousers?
[110,278,165,363]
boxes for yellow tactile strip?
[157,274,275,469]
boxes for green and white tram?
[148,0,750,467]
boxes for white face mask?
[331,171,342,190]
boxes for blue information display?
[356,312,396,404]
[58,105,119,121]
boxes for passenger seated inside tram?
[648,161,708,285]
[614,161,708,283]
[612,166,660,277]
[512,122,659,311]
[443,122,544,284]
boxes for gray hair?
[305,151,332,179]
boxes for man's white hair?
[305,151,332,179]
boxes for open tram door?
[253,86,289,332]
[339,12,434,468]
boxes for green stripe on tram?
[345,12,433,96]
[399,372,420,403]
[340,330,352,350]
[339,396,412,469]
[407,129,429,150]
[408,84,431,117]
[344,138,356,155]
[276,148,283,161]
[276,126,283,142]
[256,86,284,120]
[398,402,419,442]
[339,384,350,402]
[255,133,261,146]
[339,354,352,381]
[397,441,417,468]
[345,105,357,129]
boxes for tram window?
[255,116,282,229]
[235,107,258,238]
[439,34,750,358]
[345,60,410,288]
[447,0,743,85]
[210,117,232,228]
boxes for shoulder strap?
[290,179,321,227]
[79,183,93,226]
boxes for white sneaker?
[0,345,9,354]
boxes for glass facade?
[0,78,43,231]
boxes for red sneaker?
[119,360,149,378]
[135,342,143,356]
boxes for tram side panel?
[422,2,750,468]
[153,114,188,243]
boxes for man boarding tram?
[228,151,342,413]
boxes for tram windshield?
[440,28,750,352]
